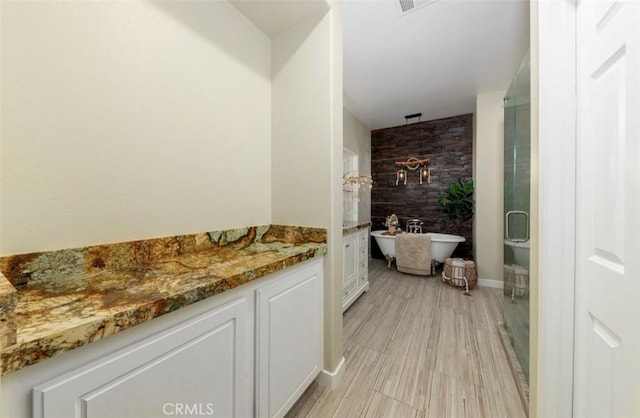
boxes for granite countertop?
[342,221,371,236]
[0,225,326,376]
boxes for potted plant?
[437,178,475,233]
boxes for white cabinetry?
[256,261,323,418]
[342,228,369,312]
[343,233,357,286]
[18,259,323,418]
[33,298,251,418]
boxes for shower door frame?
[503,50,531,386]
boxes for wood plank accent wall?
[371,113,473,259]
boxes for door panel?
[575,1,640,417]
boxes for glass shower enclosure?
[503,51,531,384]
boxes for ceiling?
[343,0,530,130]
[230,0,329,38]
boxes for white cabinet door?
[343,233,357,285]
[255,260,323,418]
[33,297,252,418]
[342,229,369,312]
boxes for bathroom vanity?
[0,225,326,418]
[342,222,370,312]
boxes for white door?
[574,1,640,417]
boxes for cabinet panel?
[358,230,368,245]
[256,261,323,418]
[342,229,370,312]
[358,273,367,288]
[33,298,251,418]
[343,234,357,284]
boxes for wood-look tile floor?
[504,290,530,383]
[286,259,527,418]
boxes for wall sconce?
[420,165,431,184]
[395,156,431,185]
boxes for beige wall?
[272,15,332,228]
[343,108,371,222]
[0,1,271,255]
[271,6,344,377]
[1,0,344,386]
[473,92,505,282]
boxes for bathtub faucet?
[406,219,423,234]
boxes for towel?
[395,233,432,276]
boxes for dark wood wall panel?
[371,113,473,259]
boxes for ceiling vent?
[397,0,439,15]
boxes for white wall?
[0,1,271,255]
[271,16,332,228]
[343,109,371,223]
[271,5,344,380]
[474,91,505,283]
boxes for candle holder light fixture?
[395,156,431,185]
[393,112,432,186]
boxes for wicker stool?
[442,258,477,295]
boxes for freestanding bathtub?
[371,231,466,264]
[504,239,530,267]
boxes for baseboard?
[478,278,504,289]
[315,356,345,389]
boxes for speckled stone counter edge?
[0,225,326,375]
[342,221,372,236]
[0,276,17,348]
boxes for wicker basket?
[442,258,477,295]
[503,264,529,300]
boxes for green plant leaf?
[436,178,475,230]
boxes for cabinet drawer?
[343,279,357,300]
[357,230,368,260]
[358,273,367,287]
